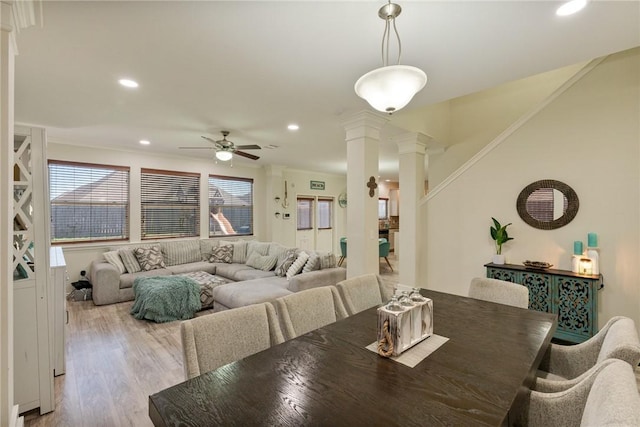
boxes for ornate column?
[342,111,388,278]
[396,132,430,286]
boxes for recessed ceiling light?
[556,0,587,16]
[287,124,299,131]
[119,78,139,88]
[139,140,150,145]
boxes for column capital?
[395,132,431,155]
[342,110,389,141]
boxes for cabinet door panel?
[554,276,594,340]
[520,272,552,313]
[487,268,518,282]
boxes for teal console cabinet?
[485,263,603,343]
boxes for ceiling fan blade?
[234,150,260,160]
[235,144,261,150]
[179,146,215,149]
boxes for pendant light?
[354,1,427,114]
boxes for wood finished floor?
[23,253,640,426]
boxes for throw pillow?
[219,239,248,264]
[275,248,298,277]
[119,248,142,274]
[246,241,270,259]
[133,245,166,271]
[286,251,310,280]
[209,245,233,263]
[246,252,278,271]
[103,250,126,274]
[318,252,337,269]
[302,251,321,273]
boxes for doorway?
[296,196,334,252]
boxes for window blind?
[297,197,314,230]
[317,197,333,229]
[141,168,200,239]
[209,175,253,236]
[48,160,130,243]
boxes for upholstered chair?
[180,302,284,380]
[336,273,384,316]
[468,277,529,309]
[515,359,640,427]
[275,286,348,340]
[535,316,640,389]
[378,239,393,271]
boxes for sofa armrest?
[90,260,121,306]
[288,267,347,292]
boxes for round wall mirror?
[516,180,579,230]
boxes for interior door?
[295,196,334,252]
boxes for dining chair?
[468,277,529,309]
[274,286,348,340]
[516,359,640,427]
[336,273,384,316]
[535,316,640,386]
[338,237,347,266]
[180,302,284,380]
[379,238,393,271]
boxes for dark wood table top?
[149,289,557,427]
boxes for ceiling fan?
[179,131,261,161]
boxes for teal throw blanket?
[131,276,201,323]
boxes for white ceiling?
[14,1,640,180]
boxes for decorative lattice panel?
[555,277,592,336]
[487,267,518,282]
[521,272,552,312]
[13,135,35,280]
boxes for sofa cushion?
[246,252,278,271]
[119,268,172,290]
[233,269,277,281]
[268,243,287,259]
[212,279,293,309]
[220,240,249,264]
[318,252,337,269]
[161,240,201,267]
[209,245,233,263]
[247,241,270,258]
[103,250,126,274]
[199,238,219,261]
[119,247,143,274]
[134,245,167,271]
[166,261,217,275]
[286,251,309,280]
[214,263,255,281]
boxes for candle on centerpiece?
[587,232,598,248]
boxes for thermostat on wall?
[283,213,291,219]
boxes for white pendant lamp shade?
[215,150,233,161]
[355,65,427,114]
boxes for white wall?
[420,48,640,329]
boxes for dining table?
[149,289,557,426]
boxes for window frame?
[140,168,201,240]
[296,197,314,231]
[317,197,334,230]
[208,174,254,237]
[48,160,130,244]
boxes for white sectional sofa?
[89,239,346,310]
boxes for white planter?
[492,254,505,265]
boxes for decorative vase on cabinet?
[485,263,603,343]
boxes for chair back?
[596,317,640,366]
[468,277,529,309]
[580,360,640,426]
[379,240,390,257]
[275,286,348,340]
[180,302,284,380]
[340,238,347,257]
[336,274,383,316]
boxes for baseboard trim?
[9,405,23,427]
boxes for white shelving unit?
[13,125,54,415]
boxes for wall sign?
[310,180,325,190]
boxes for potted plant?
[490,217,513,264]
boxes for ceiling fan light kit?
[179,130,261,161]
[215,149,233,161]
[355,1,427,114]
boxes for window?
[317,197,333,229]
[209,175,253,236]
[141,169,200,239]
[48,160,129,243]
[297,197,314,230]
[378,198,389,219]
